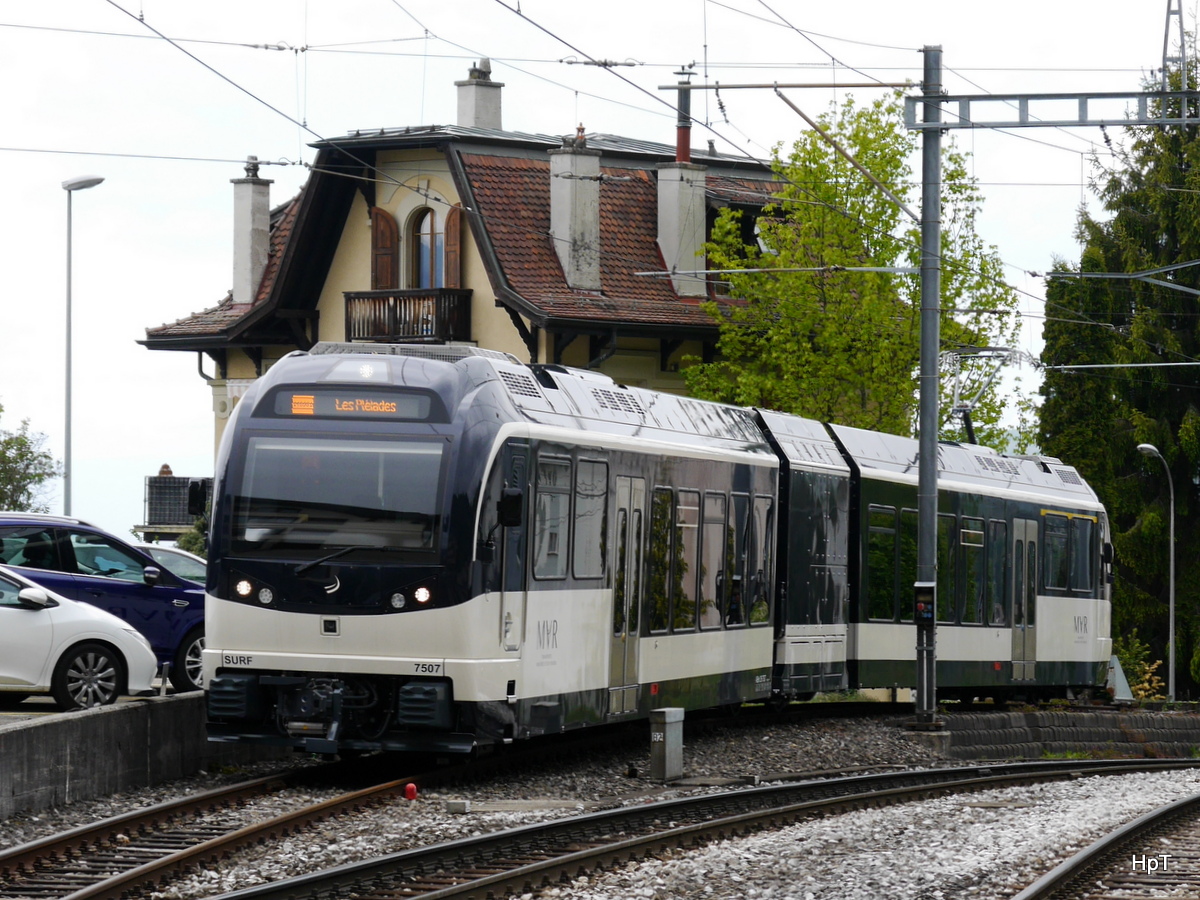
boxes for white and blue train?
[199,343,1112,755]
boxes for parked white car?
[0,564,158,710]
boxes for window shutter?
[370,207,399,290]
[444,204,463,289]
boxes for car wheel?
[170,628,205,692]
[51,642,125,710]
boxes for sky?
[0,0,1182,540]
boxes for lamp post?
[62,175,104,517]
[1137,442,1175,702]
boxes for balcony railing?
[344,289,472,343]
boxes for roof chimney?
[456,59,504,130]
[550,126,602,291]
[231,156,272,305]
[657,161,707,297]
[673,69,693,163]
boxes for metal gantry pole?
[914,46,943,727]
[64,188,74,517]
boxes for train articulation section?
[199,343,1112,755]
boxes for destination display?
[273,389,431,420]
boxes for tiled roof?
[144,194,302,340]
[462,153,745,327]
[144,139,776,342]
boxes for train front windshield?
[231,435,445,555]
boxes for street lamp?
[1137,442,1175,702]
[62,175,104,517]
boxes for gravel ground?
[4,713,1199,900]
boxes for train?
[198,342,1112,755]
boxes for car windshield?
[231,434,445,555]
[146,548,207,581]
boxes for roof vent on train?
[307,342,521,363]
[975,455,1021,477]
[497,369,543,398]
[591,387,644,415]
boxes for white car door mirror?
[18,586,52,608]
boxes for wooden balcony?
[344,289,472,343]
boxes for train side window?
[727,494,750,627]
[1043,514,1069,590]
[898,509,918,622]
[674,490,700,631]
[613,509,628,636]
[961,517,984,624]
[630,510,642,635]
[647,488,673,633]
[987,519,1007,626]
[699,493,726,630]
[749,496,773,625]
[533,458,571,579]
[937,514,957,623]
[573,460,608,579]
[866,506,897,621]
[1069,517,1094,592]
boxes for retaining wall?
[941,709,1200,760]
[0,693,284,820]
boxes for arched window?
[411,208,444,288]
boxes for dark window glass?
[937,514,956,623]
[1043,515,1069,589]
[1014,540,1025,627]
[962,518,984,624]
[233,435,445,555]
[899,509,918,622]
[647,489,673,633]
[613,510,628,636]
[727,494,750,627]
[573,460,607,579]
[988,520,1007,626]
[867,506,896,621]
[1069,517,1095,591]
[699,493,726,630]
[70,533,146,583]
[0,527,63,572]
[674,490,700,631]
[749,496,773,625]
[534,458,571,579]
[1026,543,1038,625]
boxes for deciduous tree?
[683,92,1025,447]
[0,403,60,513]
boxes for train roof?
[829,423,1101,507]
[298,344,776,462]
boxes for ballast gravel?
[3,713,1199,899]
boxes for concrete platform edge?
[0,693,287,820]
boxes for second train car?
[199,343,1112,755]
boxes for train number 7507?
[413,662,442,674]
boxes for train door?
[1011,518,1038,681]
[501,445,529,652]
[608,475,645,717]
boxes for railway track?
[1014,787,1200,899]
[190,760,1200,900]
[0,761,441,900]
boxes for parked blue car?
[0,513,205,692]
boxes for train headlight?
[390,592,406,609]
[235,579,253,598]
[258,588,275,605]
[414,586,432,604]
